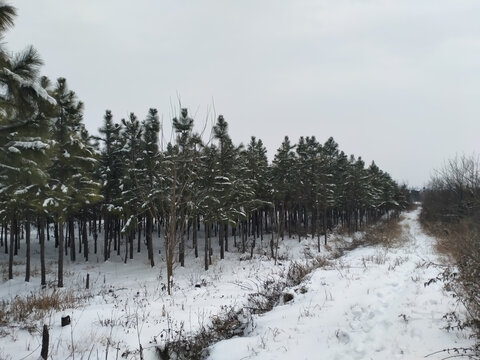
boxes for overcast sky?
[5,0,480,187]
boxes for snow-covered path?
[208,209,473,360]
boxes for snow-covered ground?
[0,209,474,359]
[209,209,473,359]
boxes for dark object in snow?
[41,324,49,359]
[195,283,201,288]
[157,345,170,360]
[61,315,71,327]
[283,293,294,303]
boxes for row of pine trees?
[0,3,408,294]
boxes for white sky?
[5,0,480,188]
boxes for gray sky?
[5,0,480,188]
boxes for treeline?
[0,3,409,294]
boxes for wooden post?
[40,324,49,359]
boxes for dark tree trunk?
[8,217,14,280]
[204,222,209,271]
[124,231,129,264]
[4,223,7,254]
[179,230,185,267]
[13,218,18,255]
[69,219,76,262]
[93,214,98,255]
[241,221,246,253]
[129,229,134,260]
[146,214,154,267]
[224,224,228,253]
[104,214,109,261]
[83,217,88,261]
[117,220,122,256]
[40,219,46,288]
[54,222,59,248]
[25,220,31,282]
[323,210,328,246]
[78,220,82,254]
[40,325,49,360]
[193,215,198,258]
[58,221,64,288]
[219,223,224,260]
[137,217,142,253]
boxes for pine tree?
[139,108,162,267]
[245,136,271,253]
[271,136,296,239]
[197,144,219,270]
[213,115,237,259]
[0,6,55,281]
[97,110,123,261]
[46,78,101,287]
[119,112,143,263]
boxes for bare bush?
[156,307,252,360]
[422,154,480,222]
[422,154,480,356]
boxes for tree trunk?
[40,219,46,288]
[146,213,154,267]
[78,220,82,254]
[58,221,64,288]
[193,215,198,258]
[129,228,134,260]
[219,223,224,260]
[93,214,98,255]
[204,222,209,271]
[104,214,109,261]
[179,225,185,267]
[224,224,228,253]
[83,217,88,261]
[4,223,7,254]
[69,219,76,262]
[25,220,31,282]
[8,217,14,280]
[137,217,142,253]
[13,218,18,255]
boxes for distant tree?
[97,110,123,261]
[119,112,143,263]
[271,136,296,239]
[244,136,271,254]
[139,108,162,266]
[213,115,237,259]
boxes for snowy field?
[0,208,474,360]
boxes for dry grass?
[422,217,480,342]
[1,289,87,330]
[362,217,410,249]
[337,216,409,254]
[423,219,479,261]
